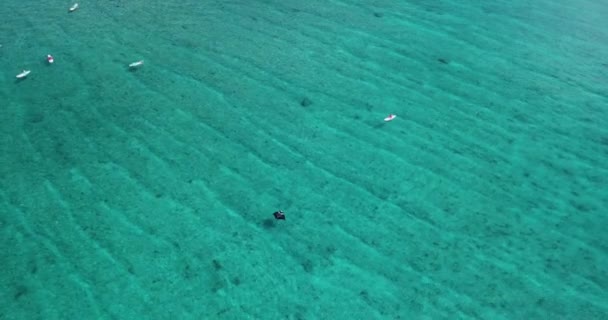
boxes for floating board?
[69,3,79,12]
[129,60,144,68]
[47,55,54,64]
[16,70,31,78]
[384,114,396,122]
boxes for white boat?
[69,3,79,12]
[129,60,144,68]
[16,70,31,79]
[384,114,397,122]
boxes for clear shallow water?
[1,0,607,319]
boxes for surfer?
[273,210,285,220]
[129,60,144,68]
[384,114,396,122]
[16,70,31,79]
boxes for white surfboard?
[69,3,79,12]
[129,60,144,68]
[384,114,396,122]
[16,70,31,78]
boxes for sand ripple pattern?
[1,0,607,319]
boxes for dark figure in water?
[273,210,285,220]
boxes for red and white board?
[384,114,396,122]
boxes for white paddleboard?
[384,114,396,122]
[16,70,31,79]
[129,60,144,68]
[69,3,79,12]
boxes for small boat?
[384,114,397,122]
[69,3,79,12]
[129,60,144,68]
[16,70,31,79]
[47,54,54,64]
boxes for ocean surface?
[1,0,607,319]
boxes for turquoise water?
[1,0,607,319]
